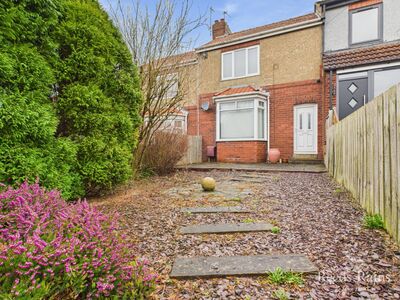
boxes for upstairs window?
[221,45,259,80]
[350,5,382,45]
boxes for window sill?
[221,73,260,82]
[349,38,383,49]
[217,139,268,142]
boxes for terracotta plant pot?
[268,148,281,164]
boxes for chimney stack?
[212,19,231,40]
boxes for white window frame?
[221,45,260,81]
[216,95,268,142]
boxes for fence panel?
[326,84,399,244]
[178,135,202,165]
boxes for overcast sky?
[100,0,317,48]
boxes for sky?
[100,0,317,48]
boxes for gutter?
[196,18,323,53]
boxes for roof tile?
[198,13,320,50]
[323,42,400,69]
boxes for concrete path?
[177,162,326,173]
[180,223,273,234]
[180,206,250,214]
[170,254,318,278]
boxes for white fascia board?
[213,91,270,102]
[337,61,400,74]
[196,19,323,53]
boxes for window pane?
[234,49,246,77]
[237,100,254,109]
[220,102,235,110]
[220,109,253,139]
[352,8,379,44]
[222,52,233,78]
[248,47,259,75]
[299,113,303,130]
[258,108,265,139]
[308,113,311,130]
[374,68,400,96]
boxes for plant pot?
[268,148,281,164]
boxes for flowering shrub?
[0,182,156,299]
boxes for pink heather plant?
[0,182,156,299]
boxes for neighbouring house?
[321,0,400,120]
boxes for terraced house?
[174,0,400,163]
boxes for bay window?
[221,45,260,80]
[217,98,267,141]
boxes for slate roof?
[323,42,400,70]
[197,13,320,51]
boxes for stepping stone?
[180,223,273,234]
[170,254,318,278]
[180,206,251,214]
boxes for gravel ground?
[91,170,400,299]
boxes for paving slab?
[180,206,251,214]
[177,163,326,173]
[180,223,273,234]
[170,254,318,278]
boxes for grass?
[272,289,289,300]
[229,197,242,202]
[242,218,256,223]
[267,267,304,286]
[363,214,384,229]
[271,226,281,234]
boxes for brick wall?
[217,141,267,163]
[349,0,382,10]
[186,79,325,163]
[266,79,324,160]
[186,93,216,161]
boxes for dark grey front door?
[338,78,368,119]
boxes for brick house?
[179,11,325,163]
[175,0,400,164]
[321,0,400,120]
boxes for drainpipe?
[329,69,333,110]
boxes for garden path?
[92,170,400,299]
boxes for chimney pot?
[212,19,231,40]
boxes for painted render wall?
[325,0,400,52]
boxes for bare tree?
[107,0,206,169]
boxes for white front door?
[294,104,317,154]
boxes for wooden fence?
[178,135,202,165]
[325,84,400,244]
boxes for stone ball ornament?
[201,177,216,192]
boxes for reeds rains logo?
[317,271,391,285]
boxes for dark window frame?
[348,3,383,47]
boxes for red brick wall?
[217,141,267,163]
[186,93,216,161]
[186,79,326,163]
[349,0,382,10]
[265,79,324,160]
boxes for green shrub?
[0,35,84,200]
[0,0,142,198]
[54,0,142,195]
[363,214,384,229]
